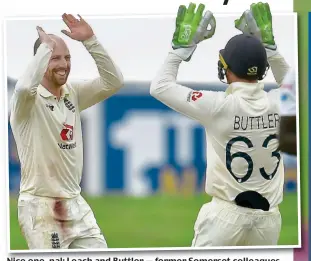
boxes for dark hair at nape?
[33,34,56,55]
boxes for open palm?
[61,13,94,41]
[36,26,56,49]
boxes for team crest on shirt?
[45,103,54,111]
[64,98,75,113]
[187,91,203,102]
[51,232,60,248]
[58,123,76,149]
[60,124,74,141]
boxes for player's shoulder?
[64,82,75,91]
[188,89,227,110]
[64,82,79,97]
[187,89,226,101]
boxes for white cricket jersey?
[10,36,123,199]
[279,69,296,116]
[150,50,290,208]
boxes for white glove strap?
[170,46,197,61]
[266,48,279,58]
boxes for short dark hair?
[33,34,55,55]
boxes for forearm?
[150,51,183,96]
[15,43,52,95]
[82,35,124,90]
[150,51,213,124]
[266,49,291,86]
[11,43,52,120]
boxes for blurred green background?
[294,0,309,224]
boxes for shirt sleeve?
[150,51,225,126]
[10,43,53,121]
[70,35,124,112]
[266,49,291,86]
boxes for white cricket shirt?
[10,36,123,199]
[150,50,290,208]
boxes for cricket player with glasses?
[150,2,291,246]
[10,14,124,249]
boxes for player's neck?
[41,80,62,99]
[231,79,257,84]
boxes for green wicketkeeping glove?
[235,2,277,51]
[171,2,216,61]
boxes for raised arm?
[150,3,223,125]
[150,51,224,125]
[266,49,290,86]
[234,2,291,85]
[61,14,124,112]
[71,36,124,111]
[10,27,55,121]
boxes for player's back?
[204,82,284,208]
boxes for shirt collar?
[225,82,265,98]
[38,84,70,99]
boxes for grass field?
[10,193,299,250]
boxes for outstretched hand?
[36,26,56,50]
[172,2,216,49]
[171,2,216,61]
[234,2,276,50]
[61,13,94,41]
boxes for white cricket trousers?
[17,193,107,249]
[191,197,282,246]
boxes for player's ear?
[226,69,233,83]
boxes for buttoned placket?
[50,95,69,124]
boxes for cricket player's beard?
[43,69,70,91]
[51,69,69,86]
